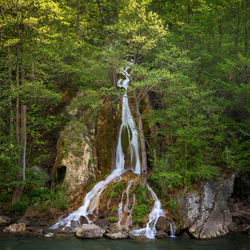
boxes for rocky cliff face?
[52,93,98,204]
[177,172,236,239]
[52,93,118,206]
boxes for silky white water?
[50,66,173,239]
[51,67,139,231]
[133,185,165,239]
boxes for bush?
[107,216,117,223]
[7,201,28,215]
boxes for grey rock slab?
[105,232,128,239]
[76,224,105,239]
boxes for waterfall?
[50,66,172,239]
[116,67,141,174]
[169,223,176,238]
[50,66,139,231]
[133,185,165,239]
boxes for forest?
[0,0,249,233]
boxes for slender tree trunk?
[16,64,21,167]
[12,64,23,205]
[244,20,248,56]
[113,0,117,23]
[21,103,26,181]
[133,91,147,188]
[8,47,14,136]
[234,13,240,51]
[76,0,80,34]
[96,0,105,25]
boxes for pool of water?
[0,233,249,250]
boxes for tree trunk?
[76,0,80,34]
[96,0,105,25]
[21,103,26,181]
[8,47,14,136]
[15,64,21,167]
[133,91,147,188]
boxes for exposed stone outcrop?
[0,215,11,225]
[156,216,171,233]
[52,93,97,202]
[228,197,250,236]
[105,232,128,239]
[156,230,168,238]
[177,172,235,239]
[76,224,105,238]
[4,223,26,233]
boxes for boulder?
[155,216,171,233]
[17,218,30,226]
[128,230,148,241]
[76,224,105,239]
[0,215,11,225]
[105,232,128,239]
[4,223,26,233]
[94,219,109,232]
[44,232,54,238]
[156,230,168,239]
[177,173,236,239]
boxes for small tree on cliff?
[117,0,167,187]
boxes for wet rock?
[4,223,26,233]
[26,226,44,236]
[94,219,109,232]
[45,232,54,238]
[182,232,191,238]
[107,223,119,233]
[76,224,105,239]
[17,218,30,226]
[80,216,88,224]
[228,197,250,235]
[156,230,168,239]
[155,216,170,232]
[177,173,236,239]
[0,215,11,225]
[70,220,79,228]
[128,230,148,241]
[55,233,75,239]
[105,232,128,239]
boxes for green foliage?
[7,201,28,215]
[111,206,118,212]
[111,182,125,197]
[0,0,249,211]
[31,185,67,211]
[132,184,152,225]
[132,204,149,218]
[107,216,117,223]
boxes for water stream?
[51,66,171,239]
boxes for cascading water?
[50,66,139,231]
[50,66,174,239]
[133,185,165,239]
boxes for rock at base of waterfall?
[55,233,75,239]
[0,215,11,225]
[156,230,168,239]
[156,216,171,233]
[76,224,105,239]
[44,232,54,238]
[177,173,235,239]
[128,230,148,241]
[3,223,26,233]
[94,218,109,232]
[105,232,128,239]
